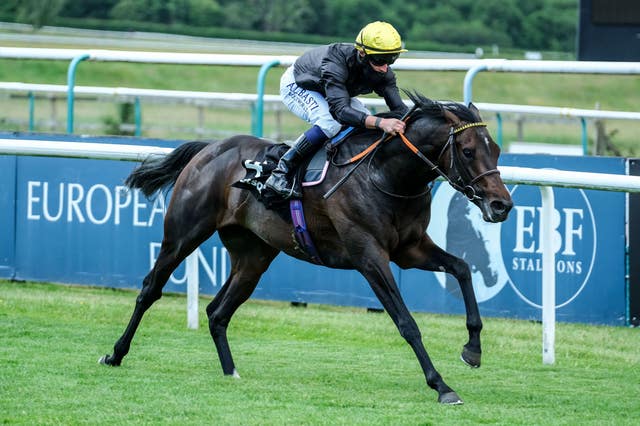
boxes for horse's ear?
[443,108,460,126]
[468,102,483,121]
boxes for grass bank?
[1,280,638,425]
[0,33,638,154]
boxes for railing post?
[540,185,556,365]
[463,63,488,105]
[580,117,588,155]
[253,59,280,137]
[66,53,90,133]
[28,91,35,131]
[186,251,199,330]
[134,97,142,137]
[495,112,503,147]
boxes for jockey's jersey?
[292,43,408,128]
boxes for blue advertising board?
[0,133,630,325]
[11,154,388,309]
[401,155,627,325]
[0,155,16,278]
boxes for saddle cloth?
[231,127,355,265]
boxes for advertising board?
[402,155,627,325]
[0,156,16,278]
[0,134,630,324]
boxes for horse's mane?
[404,91,479,124]
[346,91,479,140]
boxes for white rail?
[0,46,299,66]
[6,81,640,119]
[3,47,640,74]
[3,47,639,143]
[3,82,640,141]
[0,46,480,70]
[0,81,283,104]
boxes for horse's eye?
[462,148,473,158]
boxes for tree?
[109,0,150,22]
[472,0,523,47]
[15,0,68,28]
[60,0,119,19]
[176,0,225,27]
[256,0,316,33]
[425,20,511,47]
[326,0,387,39]
[2,0,580,53]
[521,6,576,50]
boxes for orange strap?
[348,131,415,163]
[348,137,383,163]
[398,132,418,154]
[346,110,416,164]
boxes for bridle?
[394,120,500,201]
[323,106,501,201]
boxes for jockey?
[265,21,410,198]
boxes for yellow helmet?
[355,21,408,55]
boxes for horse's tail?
[125,141,210,197]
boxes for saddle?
[232,127,355,207]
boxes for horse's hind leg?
[394,235,482,368]
[206,227,278,377]
[100,191,218,367]
[99,247,186,366]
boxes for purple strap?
[290,200,323,265]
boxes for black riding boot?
[266,133,320,198]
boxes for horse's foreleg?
[206,229,278,377]
[394,237,482,368]
[356,253,462,405]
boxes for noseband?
[398,121,500,201]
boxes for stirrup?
[266,175,301,199]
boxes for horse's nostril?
[490,199,513,214]
[490,201,505,213]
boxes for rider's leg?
[271,67,373,198]
[265,125,328,198]
[271,66,341,198]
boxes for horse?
[99,92,513,405]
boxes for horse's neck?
[377,125,448,188]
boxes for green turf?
[1,280,638,425]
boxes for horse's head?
[405,93,512,223]
[439,103,512,223]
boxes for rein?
[323,107,500,201]
[394,122,500,200]
[323,105,417,199]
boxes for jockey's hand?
[380,118,405,135]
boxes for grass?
[1,280,639,425]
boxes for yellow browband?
[453,122,487,134]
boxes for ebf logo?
[429,180,597,308]
[501,184,596,308]
[429,184,509,303]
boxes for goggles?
[367,53,399,66]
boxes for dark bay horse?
[99,93,513,404]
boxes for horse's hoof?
[461,347,481,368]
[224,369,241,379]
[438,391,464,405]
[98,354,119,366]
